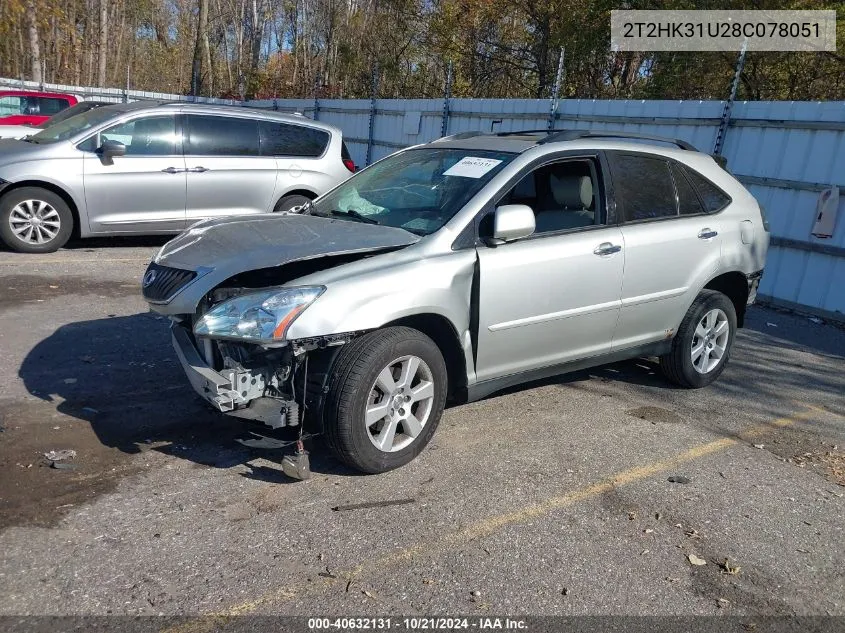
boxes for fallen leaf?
[721,559,741,575]
[688,554,707,566]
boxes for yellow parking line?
[0,257,149,265]
[162,404,830,631]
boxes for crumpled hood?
[147,213,420,314]
[157,214,419,271]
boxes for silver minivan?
[0,102,353,253]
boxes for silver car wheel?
[9,199,61,245]
[691,308,730,374]
[365,354,435,453]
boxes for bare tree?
[97,0,108,86]
[191,0,210,95]
[26,1,42,83]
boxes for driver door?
[82,113,187,234]
[474,157,625,382]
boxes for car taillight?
[343,158,356,173]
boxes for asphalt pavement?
[0,238,843,620]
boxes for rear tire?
[323,326,448,474]
[0,187,73,253]
[273,194,313,214]
[660,290,737,388]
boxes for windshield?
[44,102,104,127]
[309,148,514,236]
[28,106,121,144]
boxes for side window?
[671,163,705,216]
[0,96,21,116]
[612,154,677,222]
[501,159,599,234]
[99,115,178,155]
[683,166,732,213]
[21,97,40,115]
[187,115,259,156]
[259,121,329,157]
[37,97,69,115]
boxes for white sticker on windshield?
[443,156,502,179]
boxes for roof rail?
[495,129,550,137]
[438,131,485,141]
[541,130,698,151]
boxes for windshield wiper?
[329,209,380,224]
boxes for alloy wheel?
[691,308,730,374]
[365,355,435,452]
[9,199,61,245]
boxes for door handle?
[161,166,183,174]
[188,166,209,173]
[698,228,718,239]
[593,242,622,256]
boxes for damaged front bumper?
[171,323,293,427]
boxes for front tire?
[0,187,73,253]
[660,290,737,388]
[323,327,448,474]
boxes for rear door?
[184,114,279,223]
[82,113,187,233]
[609,152,724,350]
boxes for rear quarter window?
[682,166,732,213]
[259,121,329,157]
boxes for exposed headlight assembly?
[194,286,324,343]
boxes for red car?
[0,90,79,126]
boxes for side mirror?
[492,204,535,243]
[98,139,126,159]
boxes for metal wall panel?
[2,75,842,319]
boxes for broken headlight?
[194,286,325,342]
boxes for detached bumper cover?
[171,324,244,412]
[172,324,287,426]
[746,270,763,305]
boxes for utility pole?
[714,39,747,155]
[548,47,565,131]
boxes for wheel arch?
[703,271,749,327]
[383,313,468,403]
[275,188,317,205]
[1,180,83,238]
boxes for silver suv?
[0,102,353,253]
[144,130,769,474]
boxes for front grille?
[142,263,197,303]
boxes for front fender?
[286,250,477,341]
